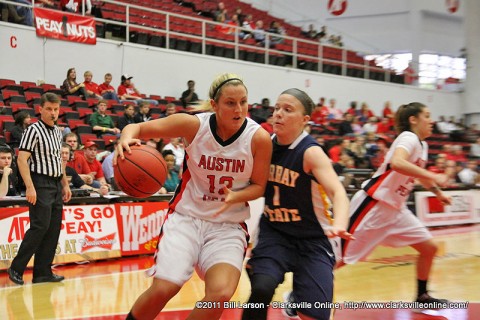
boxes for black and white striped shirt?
[19,120,63,178]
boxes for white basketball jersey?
[169,112,260,223]
[363,131,428,209]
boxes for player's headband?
[211,78,244,100]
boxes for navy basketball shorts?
[248,219,335,319]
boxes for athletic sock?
[417,279,427,297]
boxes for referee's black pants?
[11,174,63,278]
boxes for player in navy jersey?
[117,73,272,320]
[341,102,452,306]
[242,88,352,320]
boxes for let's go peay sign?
[34,7,96,45]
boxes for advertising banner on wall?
[0,204,121,270]
[415,190,477,227]
[34,7,97,44]
[115,202,169,256]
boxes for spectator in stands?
[212,1,227,21]
[159,149,180,193]
[382,101,394,123]
[428,155,447,173]
[234,7,245,25]
[215,13,233,34]
[359,102,374,123]
[89,100,121,137]
[260,114,274,135]
[403,62,418,85]
[350,135,369,168]
[328,139,350,163]
[268,21,286,45]
[162,103,177,118]
[60,0,92,14]
[64,133,94,186]
[117,104,136,131]
[82,140,109,189]
[162,137,185,169]
[338,113,354,136]
[228,14,242,35]
[134,101,152,123]
[333,152,355,176]
[253,20,266,45]
[101,142,117,187]
[311,98,328,125]
[317,25,327,43]
[345,101,360,117]
[328,98,342,120]
[249,98,272,124]
[362,117,378,134]
[146,138,165,154]
[457,159,479,185]
[180,80,199,108]
[0,143,18,197]
[241,14,255,39]
[351,116,364,135]
[9,110,31,149]
[117,74,159,106]
[61,143,108,195]
[376,117,392,134]
[435,116,450,134]
[62,67,87,99]
[302,24,318,39]
[450,144,467,163]
[443,159,462,186]
[82,70,103,100]
[368,137,389,170]
[98,73,120,102]
[470,137,480,158]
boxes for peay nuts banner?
[34,7,96,45]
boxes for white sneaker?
[281,291,300,319]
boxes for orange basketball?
[114,145,167,198]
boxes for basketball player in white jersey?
[116,73,272,320]
[342,102,452,306]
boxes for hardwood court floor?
[1,224,479,320]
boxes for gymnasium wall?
[0,22,462,119]
[244,0,465,55]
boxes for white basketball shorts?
[147,211,248,286]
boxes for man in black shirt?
[8,93,71,285]
[180,80,199,108]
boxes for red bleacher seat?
[67,119,86,129]
[80,133,99,145]
[0,115,15,132]
[2,90,24,105]
[78,108,94,119]
[0,79,16,89]
[20,81,37,90]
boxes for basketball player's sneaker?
[413,292,449,312]
[281,291,300,319]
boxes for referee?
[7,93,72,285]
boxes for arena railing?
[3,0,402,84]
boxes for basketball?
[114,145,168,198]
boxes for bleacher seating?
[0,78,190,153]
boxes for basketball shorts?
[248,219,335,319]
[342,190,432,264]
[147,211,248,286]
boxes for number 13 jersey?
[169,112,260,223]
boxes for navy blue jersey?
[262,132,333,239]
